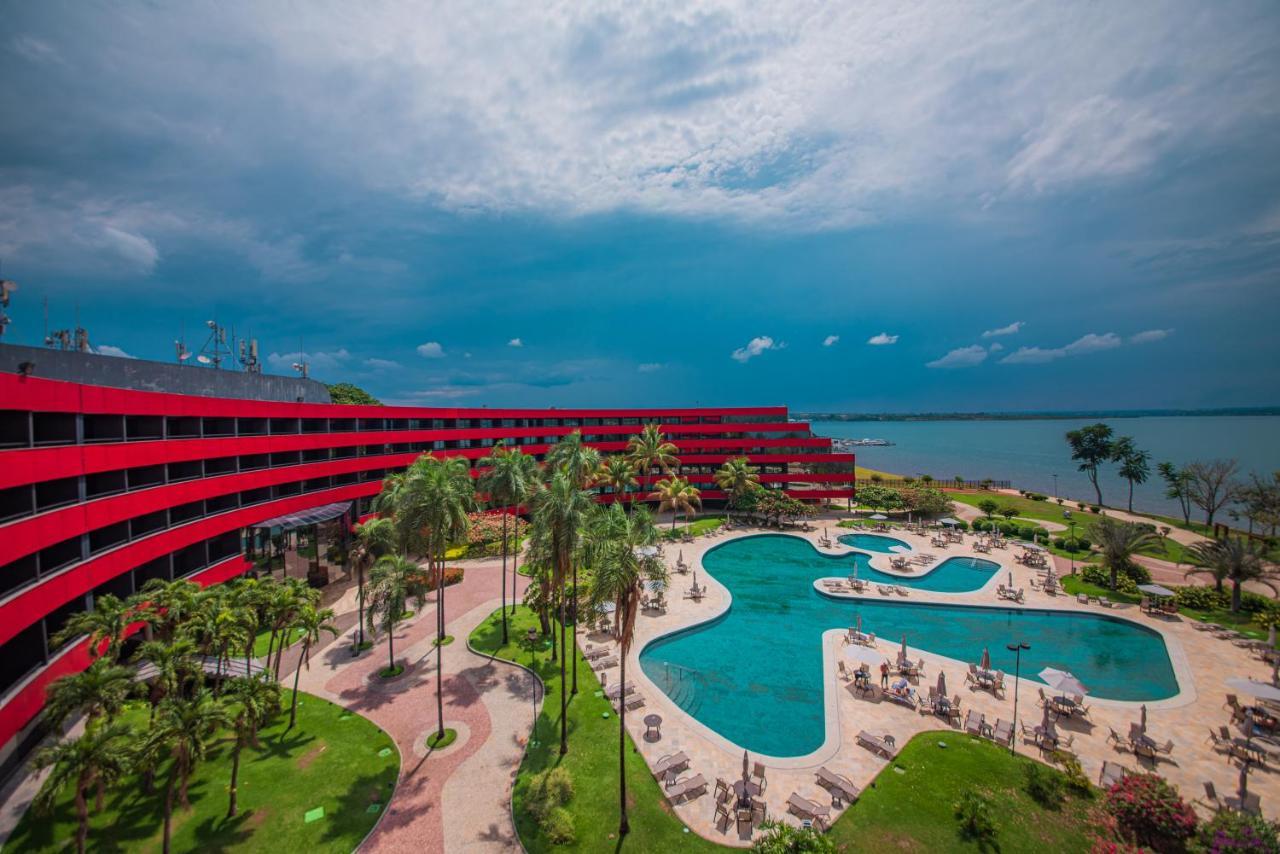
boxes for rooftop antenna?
[197,317,233,369]
[238,333,261,373]
[291,336,308,379]
[0,259,16,340]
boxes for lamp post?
[1006,641,1030,754]
[1052,474,1058,499]
[1067,520,1077,577]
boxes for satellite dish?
[179,352,191,361]
[196,355,212,364]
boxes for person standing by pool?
[880,662,890,689]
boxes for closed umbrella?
[742,750,750,793]
[900,634,908,663]
[936,670,947,698]
[1240,756,1250,799]
[1040,704,1057,740]
[1007,572,1013,588]
[980,648,991,671]
[1139,704,1148,735]
[855,614,862,633]
[1039,667,1088,698]
[1270,623,1276,648]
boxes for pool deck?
[589,521,1280,845]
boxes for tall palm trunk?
[74,779,89,854]
[387,619,396,671]
[618,653,629,835]
[500,511,509,645]
[227,737,243,817]
[436,549,446,740]
[571,561,578,695]
[356,562,366,648]
[162,764,177,854]
[1127,479,1135,513]
[559,562,568,756]
[288,640,308,730]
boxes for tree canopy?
[325,382,381,406]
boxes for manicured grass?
[9,693,399,854]
[252,625,305,659]
[659,515,725,540]
[1060,576,1268,639]
[855,465,902,480]
[830,732,1098,851]
[426,729,457,749]
[433,634,455,647]
[469,606,723,853]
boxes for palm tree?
[714,456,760,511]
[478,442,541,644]
[1092,517,1161,591]
[223,676,282,818]
[597,456,638,509]
[393,454,475,741]
[130,579,201,644]
[650,476,703,530]
[545,433,600,695]
[1186,537,1276,612]
[32,722,134,854]
[43,659,134,730]
[352,518,397,649]
[50,593,133,662]
[287,606,338,729]
[531,470,594,754]
[626,423,679,502]
[134,638,200,723]
[585,503,665,835]
[366,554,427,675]
[1112,437,1151,513]
[144,691,229,854]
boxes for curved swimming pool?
[838,532,911,553]
[638,534,1179,757]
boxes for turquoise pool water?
[639,534,1180,757]
[838,532,911,553]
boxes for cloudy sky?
[2,1,1278,409]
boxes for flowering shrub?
[1197,810,1280,853]
[1103,774,1196,852]
[406,566,464,589]
[464,511,528,548]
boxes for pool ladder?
[661,661,704,716]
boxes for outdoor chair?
[653,751,690,778]
[1107,727,1126,748]
[1077,593,1089,604]
[1202,781,1223,812]
[666,773,707,802]
[964,709,984,735]
[992,719,1013,746]
[714,801,732,830]
[1100,761,1128,788]
[751,762,768,793]
[786,793,830,830]
[838,661,852,682]
[816,767,859,804]
[714,778,730,802]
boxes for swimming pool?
[749,533,998,593]
[838,532,911,553]
[638,534,1180,757]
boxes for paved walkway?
[595,521,1280,846]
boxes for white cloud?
[11,35,67,67]
[867,332,899,346]
[926,344,988,369]
[95,344,135,359]
[981,321,1024,338]
[363,357,401,370]
[416,341,445,359]
[637,362,664,373]
[731,335,784,363]
[988,342,1004,352]
[823,335,840,347]
[507,338,523,348]
[1000,332,1122,364]
[266,348,350,371]
[1130,328,1174,344]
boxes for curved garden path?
[290,557,533,853]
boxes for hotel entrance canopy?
[251,501,352,532]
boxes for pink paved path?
[290,557,532,853]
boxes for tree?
[144,691,230,854]
[1065,423,1114,506]
[857,485,904,513]
[32,722,134,854]
[50,593,133,662]
[544,432,600,695]
[351,517,397,649]
[286,606,337,730]
[1234,472,1280,536]
[596,456,638,508]
[1186,459,1240,527]
[650,476,702,530]
[900,487,953,516]
[478,442,541,644]
[715,457,760,508]
[999,506,1020,521]
[585,503,665,836]
[1155,462,1194,527]
[133,637,200,723]
[531,470,594,755]
[366,555,427,675]
[1186,537,1276,612]
[130,579,202,644]
[43,659,134,729]
[977,498,1000,518]
[325,382,381,405]
[223,676,281,818]
[1092,517,1160,590]
[626,424,679,500]
[1112,437,1151,514]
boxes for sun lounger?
[592,656,618,670]
[622,694,645,711]
[653,751,690,777]
[1077,593,1089,604]
[856,730,897,757]
[666,773,708,801]
[992,718,1013,746]
[894,585,909,596]
[583,647,611,660]
[604,680,634,699]
[816,767,859,803]
[1099,761,1128,788]
[878,584,892,596]
[964,709,984,736]
[786,792,831,830]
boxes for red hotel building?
[0,345,854,775]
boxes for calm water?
[838,533,911,553]
[814,415,1280,518]
[639,534,1178,757]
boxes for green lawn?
[9,693,400,853]
[1059,576,1268,640]
[468,606,723,853]
[659,515,725,540]
[252,625,306,659]
[830,732,1098,851]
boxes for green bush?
[1050,750,1092,795]
[955,520,969,531]
[1197,809,1280,853]
[997,520,1020,536]
[1240,591,1274,615]
[1174,586,1227,611]
[1082,564,1140,594]
[525,766,574,822]
[751,821,837,852]
[973,519,992,532]
[1024,763,1064,808]
[542,806,576,844]
[1017,524,1037,540]
[1054,536,1090,552]
[955,789,998,845]
[1089,505,1101,513]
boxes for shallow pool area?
[638,534,1180,757]
[837,532,911,553]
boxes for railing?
[856,479,1012,490]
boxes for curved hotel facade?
[0,346,854,775]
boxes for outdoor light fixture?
[1006,641,1031,754]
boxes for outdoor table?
[644,714,662,740]
[1245,707,1279,732]
[1052,696,1077,716]
[979,720,994,738]
[1034,726,1058,749]
[976,669,995,685]
[733,780,761,800]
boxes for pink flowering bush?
[1103,774,1196,853]
[464,511,528,552]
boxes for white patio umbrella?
[845,645,886,668]
[870,513,888,521]
[1021,542,1047,552]
[980,648,991,671]
[1039,667,1088,697]
[1136,583,1176,598]
[599,600,617,614]
[645,579,665,595]
[1226,678,1280,704]
[939,517,960,527]
[635,545,660,558]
